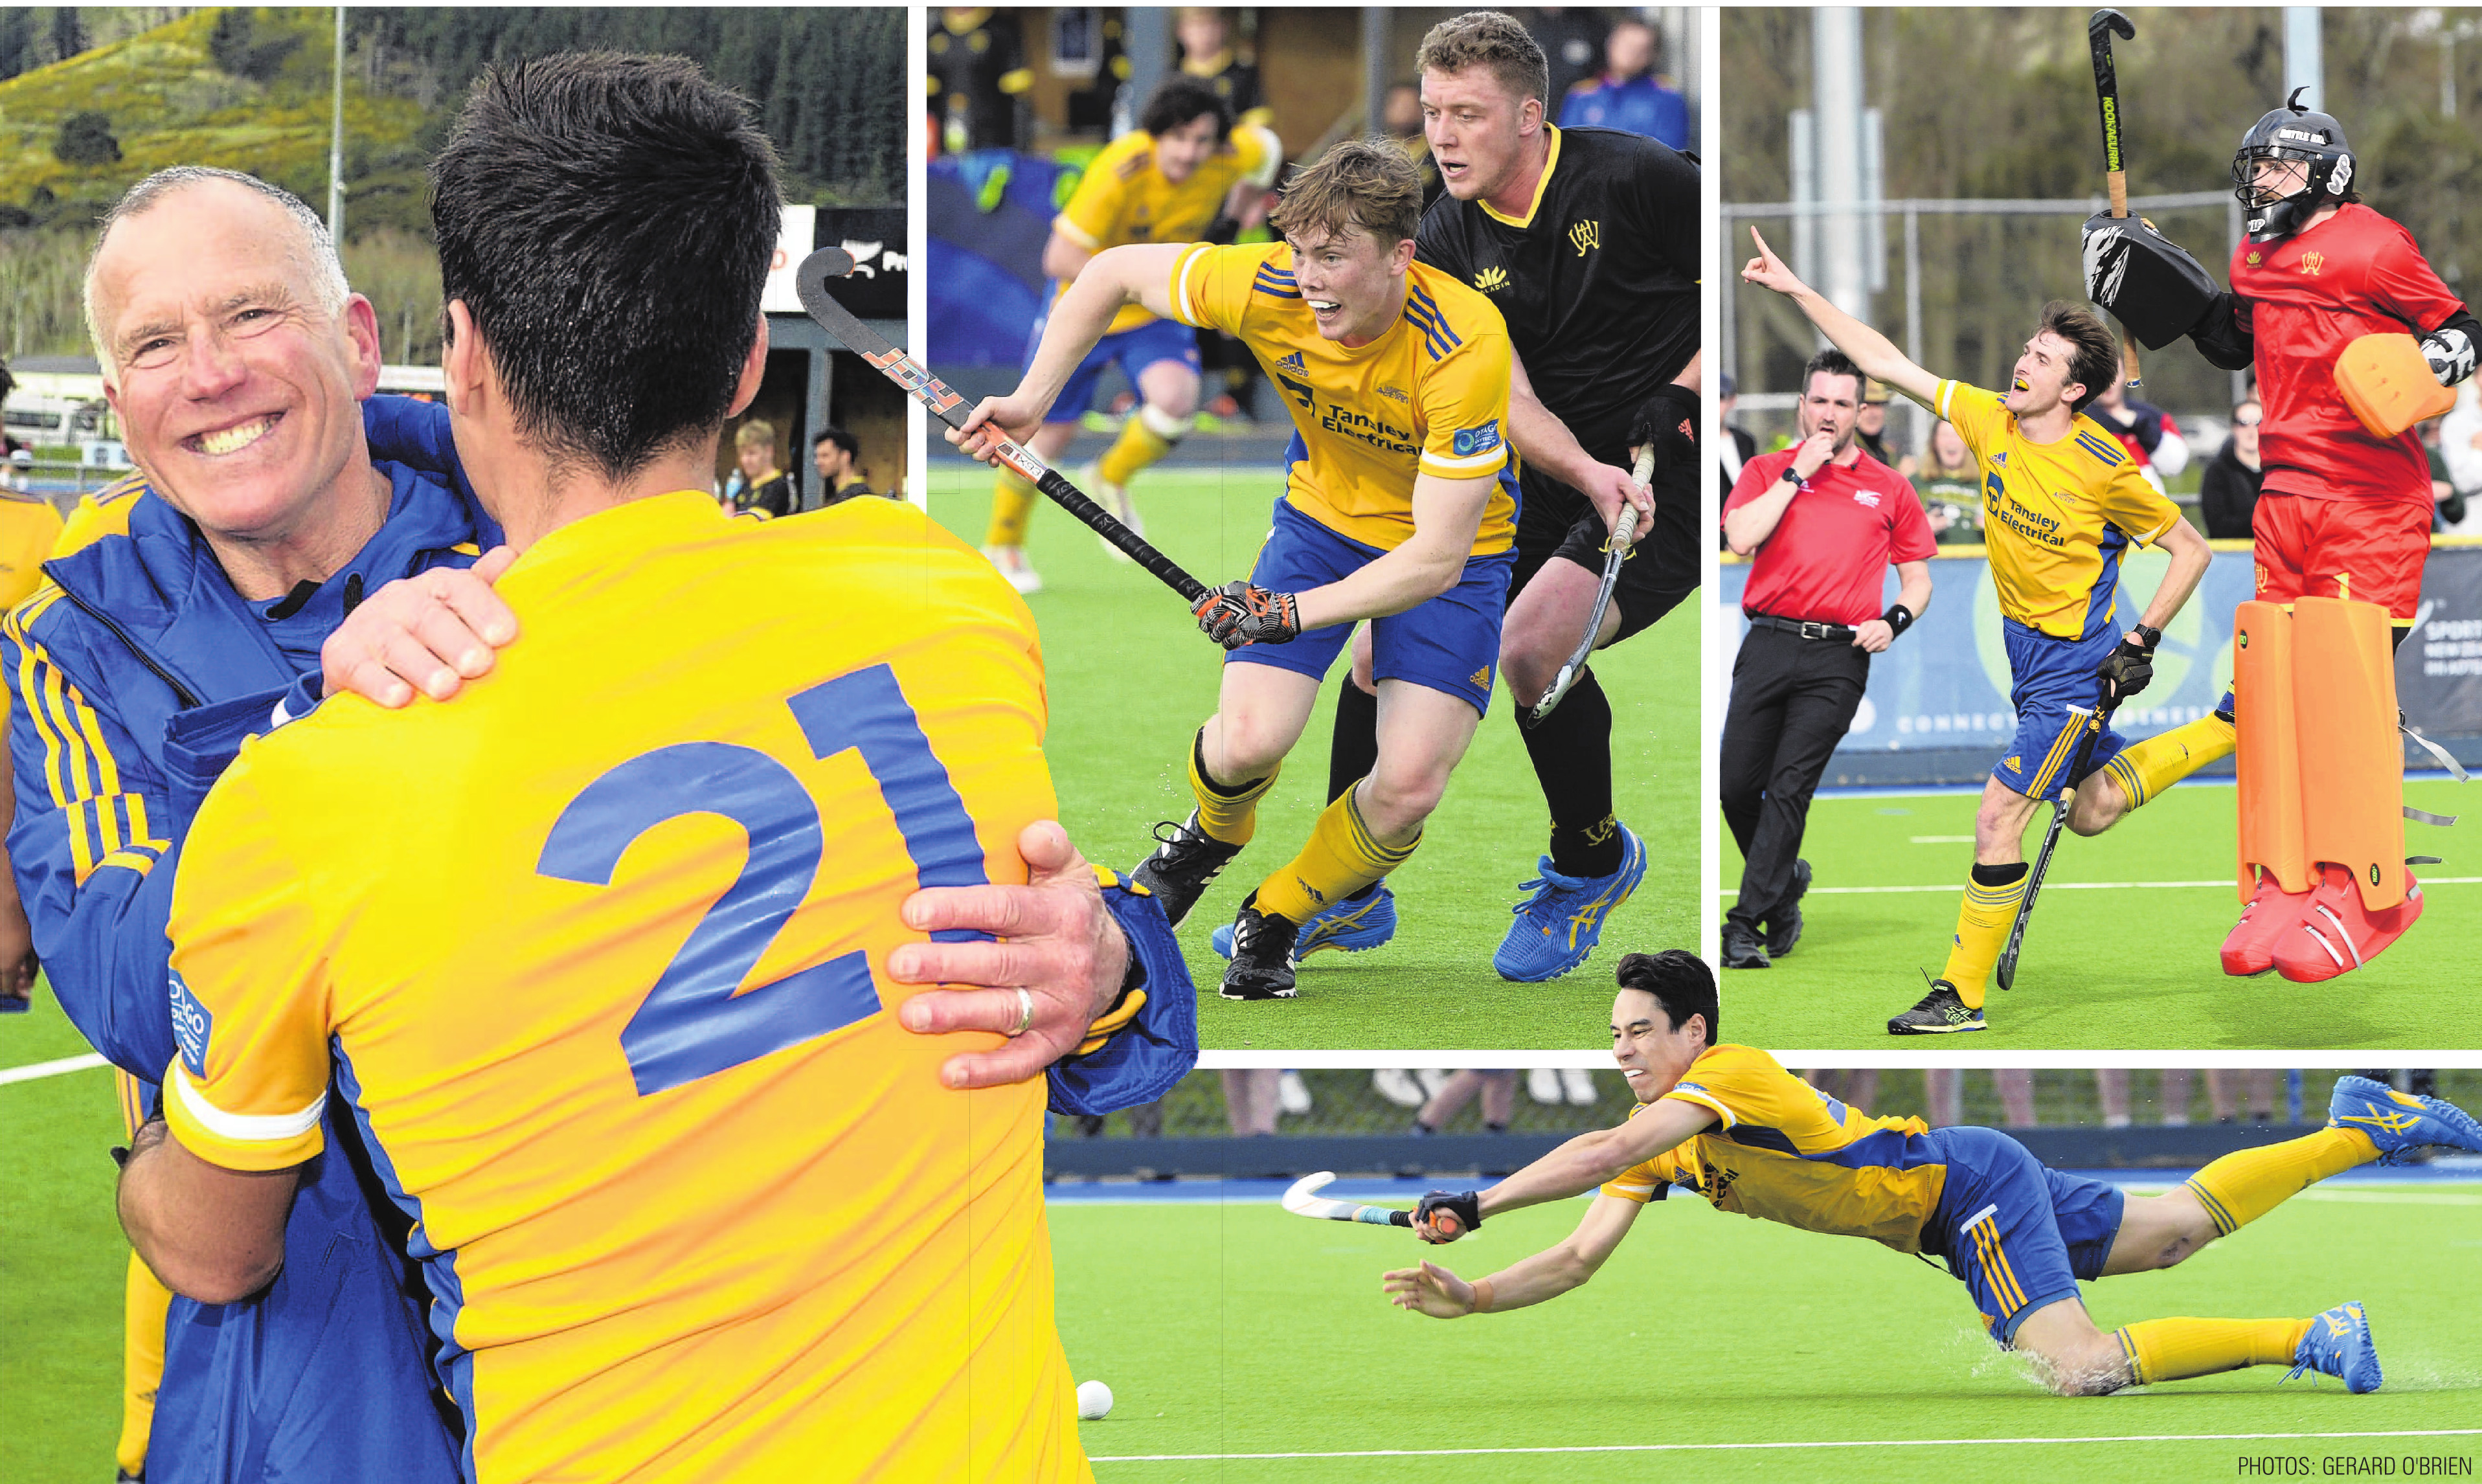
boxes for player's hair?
[1414,12,1550,109]
[735,418,777,451]
[84,167,350,370]
[1799,348,1864,403]
[813,423,859,460]
[1140,76,1233,142]
[2035,300,2120,416]
[1614,950,1717,1045]
[430,52,780,484]
[1270,139,1424,249]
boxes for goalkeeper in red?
[1386,950,2482,1395]
[2084,89,2479,983]
[955,142,1518,1001]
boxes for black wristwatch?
[1780,467,1810,492]
[2132,624,2163,651]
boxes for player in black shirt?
[1297,12,1698,984]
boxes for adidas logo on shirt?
[1278,351,1307,373]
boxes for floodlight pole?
[327,5,345,240]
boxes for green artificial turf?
[1054,1187,2482,1483]
[928,456,1700,1051]
[1719,780,2481,1051]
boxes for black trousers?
[1720,625,1869,933]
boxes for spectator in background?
[1384,81,1446,210]
[1557,17,1688,150]
[2422,416,2465,532]
[1913,420,1983,545]
[0,354,30,462]
[1525,1066,1597,1106]
[1526,7,1609,108]
[1855,379,1895,466]
[1802,1069,1878,1114]
[811,425,879,507]
[2199,398,2264,539]
[1413,1069,1517,1135]
[2207,1069,2281,1125]
[928,7,1030,155]
[1221,1068,1283,1136]
[2097,1069,2197,1127]
[2091,350,2190,495]
[1175,7,1272,130]
[1718,371,1755,504]
[2439,378,2482,534]
[722,418,792,519]
[1924,1068,2036,1128]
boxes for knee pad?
[1140,404,1195,444]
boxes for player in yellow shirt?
[112,54,1179,1483]
[956,139,1518,1001]
[982,76,1281,592]
[1741,229,2218,1035]
[1385,950,2482,1395]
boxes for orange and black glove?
[1193,580,1302,650]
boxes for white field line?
[1092,1429,2482,1464]
[1715,877,2482,895]
[0,1051,107,1087]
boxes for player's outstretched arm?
[1385,1193,1643,1318]
[952,243,1193,460]
[118,1117,301,1305]
[1461,1096,1714,1226]
[1287,471,1495,631]
[1741,227,1940,410]
[1505,351,1655,533]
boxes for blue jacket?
[1559,75,1691,151]
[4,397,482,1484]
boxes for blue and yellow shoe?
[2286,1301,2382,1393]
[1213,882,1397,960]
[2329,1075,2482,1165]
[1492,825,1647,983]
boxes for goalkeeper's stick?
[792,248,1209,605]
[1994,695,2119,991]
[1281,1171,1414,1228]
[1531,448,1652,721]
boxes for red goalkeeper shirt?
[2229,203,2465,512]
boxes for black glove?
[2079,212,2221,351]
[1414,1189,1482,1241]
[1629,383,1698,472]
[1191,581,1302,650]
[2095,631,2158,703]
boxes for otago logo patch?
[1452,420,1502,458]
[1474,265,1510,293]
[170,971,213,1079]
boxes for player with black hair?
[981,73,1281,594]
[811,422,877,506]
[1384,952,2482,1397]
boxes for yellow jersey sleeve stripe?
[1937,379,1957,420]
[1663,1084,1737,1129]
[1050,214,1102,251]
[1169,242,1216,328]
[168,1061,325,1147]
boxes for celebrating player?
[1741,228,2214,1035]
[117,55,1187,1481]
[1384,950,2482,1396]
[980,74,1280,593]
[954,139,1518,1001]
[1297,12,1693,983]
[2083,89,2479,982]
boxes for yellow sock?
[119,1250,170,1477]
[2114,1316,2312,1384]
[1255,783,1416,923]
[2184,1125,2377,1236]
[1096,410,1179,488]
[986,470,1039,548]
[1190,729,1279,846]
[2101,712,2237,814]
[1940,864,2028,1009]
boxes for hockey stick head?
[793,246,859,322]
[1281,1171,1350,1219]
[2088,8,2133,46]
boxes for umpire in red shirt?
[1719,349,1935,969]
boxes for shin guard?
[2291,597,2405,912]
[2233,601,2308,899]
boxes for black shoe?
[1886,980,1987,1035]
[1765,859,1811,959]
[1720,921,1770,969]
[1130,811,1243,929]
[1221,895,1300,999]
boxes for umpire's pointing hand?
[1741,225,1811,298]
[890,820,1131,1090]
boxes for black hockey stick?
[2087,8,2143,388]
[792,247,1208,605]
[1532,448,1652,721]
[1994,694,2120,991]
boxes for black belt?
[1746,613,1856,642]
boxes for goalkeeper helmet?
[2233,87,2353,245]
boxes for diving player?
[1295,11,1693,983]
[954,139,1518,1002]
[1387,950,2482,1395]
[1741,228,2215,1035]
[982,74,1280,594]
[120,55,1186,1483]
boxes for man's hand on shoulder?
[889,820,1132,1090]
[321,546,519,708]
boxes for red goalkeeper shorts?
[2252,491,2430,623]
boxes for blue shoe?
[1213,883,1397,960]
[2329,1075,2482,1165]
[1492,826,1648,983]
[2286,1301,2382,1393]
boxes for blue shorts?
[1994,618,2130,800]
[1926,1126,2126,1344]
[1229,497,1517,715]
[1043,317,1202,421]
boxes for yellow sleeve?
[1935,379,2006,463]
[1054,138,1136,252]
[161,751,337,1173]
[1416,330,1513,482]
[2099,458,2182,547]
[1660,1045,1792,1130]
[1601,1142,1695,1204]
[1165,241,1259,335]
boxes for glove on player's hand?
[1629,383,1698,471]
[2422,326,2477,387]
[2080,212,2220,351]
[1414,1189,1483,1243]
[1193,581,1302,649]
[2096,635,2156,702]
